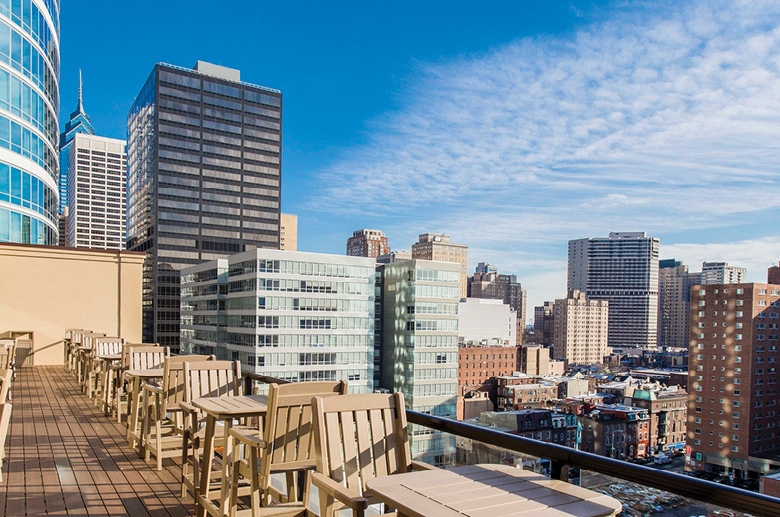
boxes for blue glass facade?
[58,73,94,214]
[0,0,58,245]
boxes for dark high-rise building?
[127,61,282,350]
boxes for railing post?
[550,461,569,481]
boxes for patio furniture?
[365,463,622,517]
[142,354,215,470]
[124,345,169,449]
[311,392,435,517]
[0,402,10,483]
[110,342,161,422]
[228,380,349,517]
[88,336,125,404]
[178,360,243,510]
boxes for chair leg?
[181,430,190,498]
[249,448,260,517]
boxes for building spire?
[77,69,83,112]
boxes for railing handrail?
[407,410,780,517]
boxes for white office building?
[66,133,126,249]
[180,249,376,393]
[568,232,659,349]
[458,298,516,346]
[700,261,746,285]
[380,259,460,466]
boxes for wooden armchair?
[0,339,15,385]
[112,343,162,423]
[228,380,348,517]
[0,402,10,482]
[77,332,106,389]
[0,370,12,404]
[124,345,169,448]
[179,360,242,500]
[66,329,90,375]
[142,354,214,470]
[88,336,125,404]
[311,392,435,517]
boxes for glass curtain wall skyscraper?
[58,71,94,216]
[127,61,282,351]
[0,0,60,245]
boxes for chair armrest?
[311,472,368,511]
[142,383,163,394]
[228,426,267,448]
[410,460,438,471]
[179,401,197,414]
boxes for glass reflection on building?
[0,0,59,244]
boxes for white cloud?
[306,0,780,314]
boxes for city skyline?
[61,0,780,315]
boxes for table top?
[124,368,163,378]
[97,354,122,361]
[366,464,622,517]
[191,394,268,419]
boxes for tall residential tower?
[568,232,660,349]
[127,61,282,350]
[0,1,60,245]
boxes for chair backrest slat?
[81,332,106,349]
[263,381,348,477]
[94,337,125,357]
[161,355,214,414]
[183,361,241,407]
[128,345,168,370]
[313,392,412,495]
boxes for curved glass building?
[0,0,60,245]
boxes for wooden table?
[124,368,163,448]
[191,395,268,517]
[366,464,622,517]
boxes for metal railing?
[407,411,780,517]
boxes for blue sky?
[62,0,780,320]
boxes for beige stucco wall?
[0,243,144,365]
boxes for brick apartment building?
[687,283,780,477]
[579,404,650,459]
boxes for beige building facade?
[0,243,144,365]
[412,233,468,299]
[553,290,609,365]
[280,213,297,251]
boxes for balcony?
[2,364,780,516]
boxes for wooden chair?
[179,360,242,500]
[228,381,349,517]
[0,370,11,404]
[311,392,435,517]
[142,354,214,470]
[112,343,161,423]
[124,345,169,448]
[0,403,10,483]
[0,339,15,382]
[66,329,90,375]
[88,336,125,404]
[77,332,106,388]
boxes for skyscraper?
[346,228,389,258]
[568,232,660,349]
[127,61,282,350]
[59,72,95,217]
[66,133,126,249]
[411,233,468,299]
[700,261,747,285]
[0,1,60,245]
[658,259,701,348]
[686,283,780,477]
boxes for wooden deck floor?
[0,366,194,516]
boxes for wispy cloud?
[308,0,780,315]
